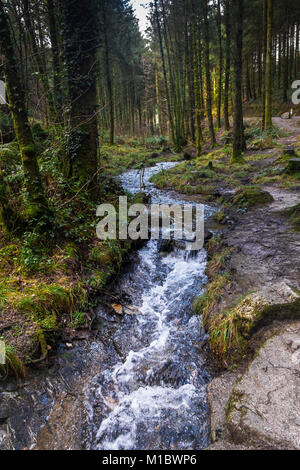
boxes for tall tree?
[223,0,231,131]
[216,0,223,130]
[202,0,216,146]
[58,0,98,191]
[0,0,49,221]
[231,0,245,163]
[265,0,273,129]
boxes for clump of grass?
[193,272,231,323]
[0,344,26,379]
[209,310,244,361]
[206,247,231,278]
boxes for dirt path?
[273,116,300,145]
[207,117,300,450]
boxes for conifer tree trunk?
[224,0,231,131]
[0,1,48,220]
[191,0,203,155]
[202,0,216,146]
[216,0,223,130]
[265,0,273,129]
[102,1,114,145]
[231,0,245,163]
[47,0,63,115]
[23,0,55,121]
[58,0,98,190]
[154,0,176,148]
[261,0,267,129]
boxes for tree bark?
[224,0,231,131]
[265,0,273,129]
[0,1,48,220]
[231,0,245,163]
[58,0,98,190]
[202,0,216,146]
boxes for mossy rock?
[230,282,300,339]
[233,186,274,208]
[208,282,300,363]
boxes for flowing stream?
[85,163,214,450]
[0,162,214,451]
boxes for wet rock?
[207,371,241,446]
[204,230,213,243]
[227,322,300,449]
[158,239,175,253]
[286,158,300,175]
[0,403,9,423]
[123,305,141,316]
[231,282,300,339]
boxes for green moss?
[233,186,274,208]
[226,390,245,420]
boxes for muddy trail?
[0,163,215,451]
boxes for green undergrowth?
[0,127,148,377]
[150,147,253,198]
[150,122,300,197]
[100,137,181,176]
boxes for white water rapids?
[84,163,214,450]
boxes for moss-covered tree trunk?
[102,0,114,146]
[202,0,216,147]
[23,0,55,122]
[216,0,223,130]
[231,0,245,163]
[58,0,98,192]
[47,0,63,116]
[261,0,267,130]
[0,1,48,220]
[265,0,273,129]
[191,0,203,156]
[224,0,231,131]
[154,0,176,147]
